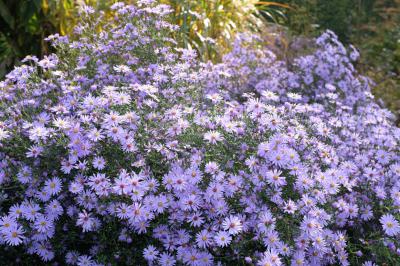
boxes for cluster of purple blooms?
[0,1,399,265]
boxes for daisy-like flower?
[77,255,95,266]
[266,170,286,187]
[0,128,9,141]
[69,181,84,194]
[87,128,104,142]
[0,215,16,233]
[188,212,204,227]
[22,202,41,221]
[76,211,95,232]
[287,92,302,101]
[258,211,276,233]
[143,245,159,261]
[181,194,200,211]
[34,215,53,233]
[65,251,80,265]
[53,118,71,130]
[92,156,106,170]
[45,199,63,219]
[61,159,74,174]
[9,204,23,219]
[261,90,279,102]
[44,177,62,196]
[380,214,400,236]
[196,229,213,248]
[261,113,282,131]
[360,206,373,221]
[204,161,219,174]
[204,131,223,144]
[38,55,57,69]
[113,64,131,73]
[222,215,243,235]
[362,261,377,266]
[283,200,297,214]
[214,231,232,247]
[158,252,176,266]
[113,176,131,195]
[26,145,44,158]
[4,225,25,246]
[257,250,282,266]
[28,125,50,142]
[206,93,222,103]
[116,203,130,219]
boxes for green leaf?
[20,1,40,25]
[33,0,42,10]
[0,0,15,29]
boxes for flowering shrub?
[0,1,399,266]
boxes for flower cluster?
[0,1,399,265]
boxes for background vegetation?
[0,0,399,117]
[280,0,400,120]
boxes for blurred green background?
[0,0,399,119]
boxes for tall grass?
[163,0,289,61]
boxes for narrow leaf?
[0,0,15,28]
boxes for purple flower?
[222,215,243,235]
[143,245,159,261]
[76,211,96,232]
[214,231,232,247]
[44,177,62,196]
[204,130,223,144]
[380,214,400,237]
[3,224,25,246]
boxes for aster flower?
[261,90,279,102]
[28,125,50,142]
[44,177,62,196]
[53,118,71,130]
[113,176,131,195]
[283,200,297,214]
[34,215,53,233]
[22,202,41,221]
[181,194,200,211]
[204,161,219,174]
[45,200,63,220]
[69,181,84,194]
[196,229,213,248]
[93,156,106,170]
[65,251,80,265]
[4,225,25,246]
[77,255,95,266]
[362,261,377,266]
[0,215,16,233]
[26,145,44,158]
[266,170,287,187]
[76,211,96,232]
[9,205,23,219]
[222,215,243,235]
[143,245,159,261]
[158,252,176,266]
[87,128,104,142]
[204,130,224,144]
[380,214,400,237]
[116,203,130,219]
[61,159,74,174]
[258,249,282,266]
[214,231,232,247]
[0,3,400,265]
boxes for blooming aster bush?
[0,1,400,265]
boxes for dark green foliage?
[315,0,352,42]
[0,0,56,78]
